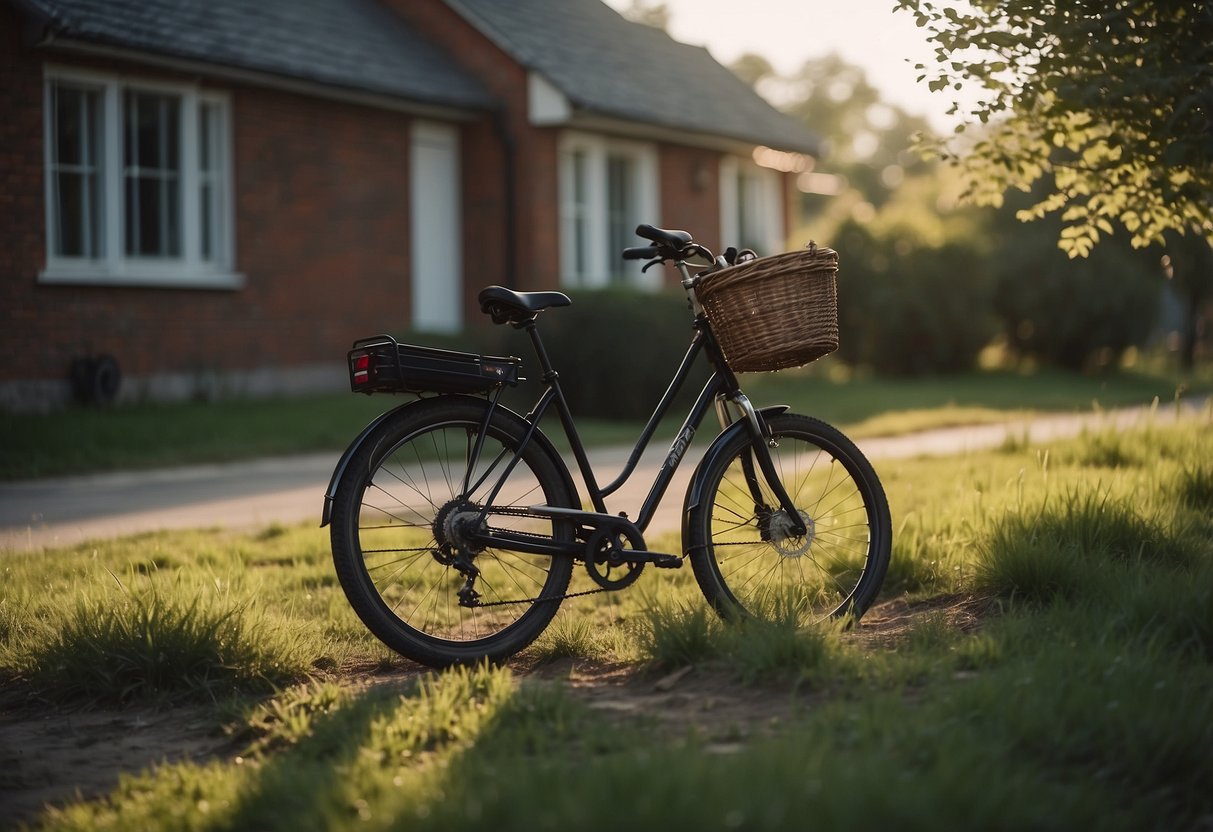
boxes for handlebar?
[627,224,718,267]
[621,223,760,318]
[635,224,693,249]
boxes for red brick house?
[0,0,819,409]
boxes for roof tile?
[446,0,820,153]
[23,0,495,109]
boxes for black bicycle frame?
[466,308,807,557]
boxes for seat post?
[523,320,559,382]
[522,319,609,512]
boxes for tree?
[900,0,1213,258]
[730,53,936,217]
[1160,230,1213,368]
[616,0,670,30]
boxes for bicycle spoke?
[695,418,888,624]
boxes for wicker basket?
[696,242,839,373]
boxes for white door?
[410,122,462,332]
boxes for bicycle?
[322,224,892,668]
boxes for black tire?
[688,413,891,624]
[330,397,577,667]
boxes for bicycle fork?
[716,392,807,537]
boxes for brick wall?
[385,0,563,293]
[0,10,431,405]
[0,6,47,387]
[659,143,724,259]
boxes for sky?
[602,0,958,132]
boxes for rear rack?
[348,335,521,395]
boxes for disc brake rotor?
[768,509,815,558]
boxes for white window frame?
[558,131,659,290]
[41,66,241,289]
[720,155,784,256]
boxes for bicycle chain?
[467,585,608,608]
[462,505,611,608]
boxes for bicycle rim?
[335,405,574,662]
[690,415,891,623]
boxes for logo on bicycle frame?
[666,425,696,467]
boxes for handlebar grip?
[622,245,659,260]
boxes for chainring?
[584,525,646,590]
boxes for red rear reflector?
[352,352,371,385]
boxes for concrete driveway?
[2,400,1205,553]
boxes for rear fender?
[320,396,578,526]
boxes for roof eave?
[561,109,819,160]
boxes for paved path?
[2,400,1206,553]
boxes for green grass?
[3,365,1208,479]
[3,415,1213,829]
[5,572,319,706]
[746,363,1210,435]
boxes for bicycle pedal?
[620,550,682,568]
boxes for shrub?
[833,220,997,375]
[471,288,710,422]
[989,199,1162,371]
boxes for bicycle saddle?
[478,285,571,325]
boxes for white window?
[558,132,659,289]
[720,155,784,256]
[41,68,240,289]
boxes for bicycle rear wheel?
[687,413,891,624]
[330,397,577,667]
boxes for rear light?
[351,352,372,386]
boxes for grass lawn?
[2,416,1211,829]
[2,364,1208,480]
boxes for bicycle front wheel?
[687,413,891,624]
[330,397,577,667]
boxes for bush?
[463,288,709,422]
[833,220,998,375]
[989,198,1163,370]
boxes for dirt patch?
[551,659,811,749]
[848,592,994,650]
[0,692,237,827]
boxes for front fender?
[680,405,790,552]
